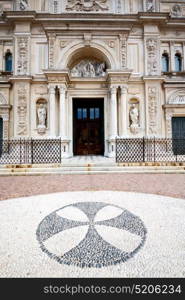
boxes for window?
[77,108,87,120]
[5,52,12,72]
[162,53,169,72]
[175,53,182,72]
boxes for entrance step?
[0,165,185,175]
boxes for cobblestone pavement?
[0,174,185,201]
[0,191,185,278]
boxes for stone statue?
[20,0,28,11]
[96,62,106,76]
[130,104,139,134]
[146,0,154,12]
[37,104,47,132]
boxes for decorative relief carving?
[17,37,29,75]
[148,87,158,135]
[145,0,155,12]
[71,60,106,77]
[48,34,56,69]
[19,0,28,11]
[0,93,7,105]
[66,0,108,12]
[146,38,158,75]
[119,34,127,69]
[17,84,27,136]
[171,4,182,17]
[168,90,185,105]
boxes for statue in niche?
[37,103,47,133]
[146,0,154,12]
[129,104,139,134]
[71,60,106,77]
[20,0,28,11]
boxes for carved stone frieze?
[48,34,56,69]
[171,4,182,17]
[17,84,28,136]
[148,87,158,135]
[66,0,109,12]
[17,37,29,75]
[119,34,127,69]
[168,90,185,105]
[146,38,159,76]
[71,59,106,77]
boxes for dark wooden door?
[73,99,104,155]
[172,117,185,155]
[0,118,3,157]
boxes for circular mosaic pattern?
[36,202,147,268]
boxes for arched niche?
[36,98,48,134]
[129,98,140,134]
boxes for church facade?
[0,0,185,158]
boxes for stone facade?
[0,0,185,157]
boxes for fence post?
[60,138,62,164]
[143,137,145,162]
[154,137,156,163]
[20,138,22,164]
[31,138,33,164]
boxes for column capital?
[109,85,118,94]
[48,85,56,94]
[120,85,128,94]
[59,84,67,94]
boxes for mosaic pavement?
[0,191,185,277]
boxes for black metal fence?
[0,139,62,165]
[116,138,185,163]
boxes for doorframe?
[68,91,108,157]
[72,97,105,156]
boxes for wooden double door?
[73,98,104,155]
[172,117,185,155]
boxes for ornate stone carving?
[71,60,106,77]
[17,84,27,136]
[168,90,185,104]
[17,37,29,75]
[148,87,158,135]
[171,4,182,17]
[146,38,158,75]
[145,0,155,12]
[48,34,56,69]
[66,0,108,12]
[19,0,28,11]
[37,103,47,134]
[0,93,7,105]
[119,34,127,69]
[129,104,139,134]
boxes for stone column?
[109,86,118,139]
[49,85,56,137]
[119,85,128,137]
[59,84,67,139]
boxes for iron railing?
[116,138,185,163]
[0,139,62,165]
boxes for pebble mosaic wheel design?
[36,202,147,268]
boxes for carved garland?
[66,0,109,12]
[17,37,29,75]
[146,38,158,76]
[148,87,158,135]
[17,84,28,136]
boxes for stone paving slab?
[0,191,185,278]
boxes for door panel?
[0,118,3,157]
[73,99,104,155]
[172,117,185,155]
